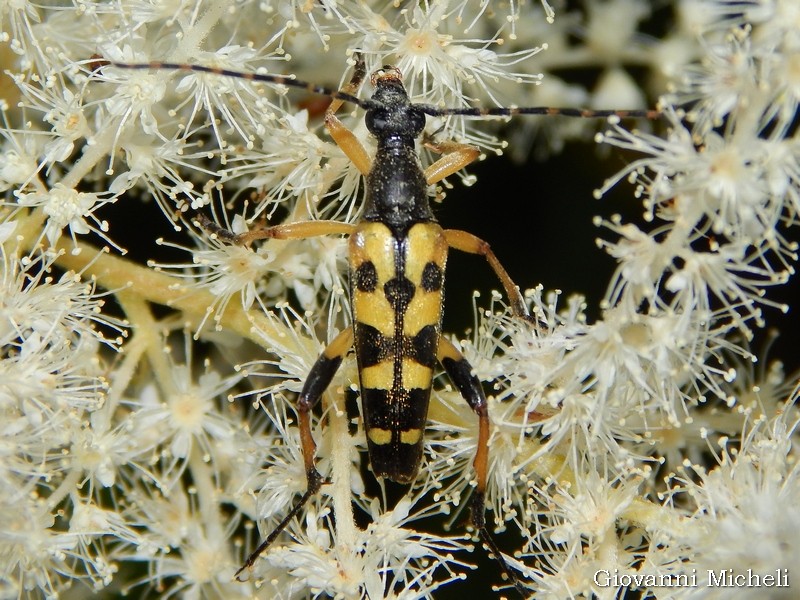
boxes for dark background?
[442,143,800,374]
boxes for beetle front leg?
[235,326,354,580]
[423,139,481,185]
[324,53,372,176]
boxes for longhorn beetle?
[106,53,658,596]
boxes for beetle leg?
[235,326,354,580]
[423,140,481,185]
[324,52,366,117]
[196,213,355,247]
[437,336,527,597]
[324,53,372,176]
[443,228,530,320]
[234,220,355,246]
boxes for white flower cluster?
[1,1,798,598]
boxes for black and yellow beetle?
[110,54,656,596]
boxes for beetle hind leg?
[235,326,354,580]
[437,336,528,597]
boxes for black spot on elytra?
[354,261,378,292]
[420,261,443,292]
[384,276,415,313]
